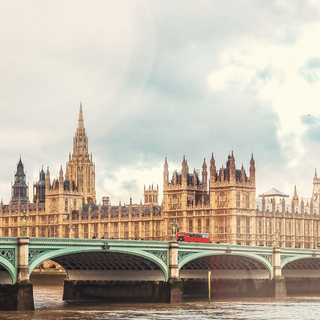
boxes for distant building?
[11,157,28,205]
[0,104,161,239]
[1,103,320,248]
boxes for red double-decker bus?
[176,232,211,243]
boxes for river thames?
[1,286,320,320]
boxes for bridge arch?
[29,246,169,281]
[281,256,320,278]
[281,255,320,269]
[179,251,273,279]
[0,256,16,284]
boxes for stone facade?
[162,152,257,243]
[1,105,320,248]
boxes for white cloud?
[98,163,164,205]
[2,1,320,204]
[208,21,320,172]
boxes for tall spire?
[78,102,84,130]
[293,185,299,206]
[73,102,88,154]
[66,104,96,204]
[163,157,169,188]
[250,153,255,185]
[202,158,208,190]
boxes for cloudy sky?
[1,0,320,205]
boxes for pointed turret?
[240,164,246,182]
[59,165,64,190]
[301,197,305,214]
[163,157,169,187]
[202,158,207,190]
[220,165,225,181]
[78,102,84,130]
[73,102,87,153]
[312,167,320,203]
[281,197,285,213]
[250,153,255,184]
[193,168,197,186]
[11,157,28,204]
[229,151,236,183]
[45,166,50,190]
[173,170,178,185]
[292,185,299,207]
[181,156,189,187]
[182,156,188,174]
[59,165,63,179]
[210,153,216,182]
[33,166,46,203]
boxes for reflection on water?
[1,286,320,320]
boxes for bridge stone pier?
[1,237,320,310]
[272,247,287,298]
[0,237,34,311]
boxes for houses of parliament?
[1,104,320,248]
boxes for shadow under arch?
[29,247,169,281]
[281,256,320,279]
[179,252,273,279]
[0,256,16,284]
[281,255,320,269]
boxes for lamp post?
[208,270,211,303]
[20,210,29,237]
[275,229,280,248]
[68,224,75,238]
[171,220,178,241]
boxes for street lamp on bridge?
[171,220,178,241]
[20,210,29,237]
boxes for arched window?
[236,192,240,208]
[246,193,250,209]
[65,199,68,212]
[198,218,202,233]
[79,139,82,151]
[219,192,226,207]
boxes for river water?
[1,286,320,320]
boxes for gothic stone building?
[1,105,320,248]
[0,105,162,240]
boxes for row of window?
[217,192,251,208]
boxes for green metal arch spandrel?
[0,256,16,284]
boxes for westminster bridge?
[1,237,320,310]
